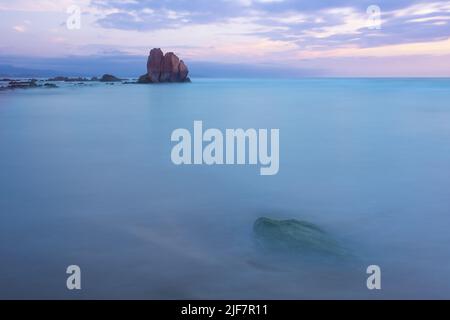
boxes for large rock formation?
[147,48,164,82]
[179,60,189,80]
[139,48,190,83]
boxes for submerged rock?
[253,217,346,256]
[47,76,67,81]
[44,83,58,88]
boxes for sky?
[1,0,450,76]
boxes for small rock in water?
[253,217,346,256]
[44,83,58,88]
[47,76,90,82]
[100,74,122,82]
[7,80,38,89]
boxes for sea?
[0,78,449,299]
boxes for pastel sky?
[1,0,450,76]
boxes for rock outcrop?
[7,80,38,89]
[146,48,164,82]
[4,79,59,90]
[138,48,190,83]
[47,76,90,82]
[179,60,189,80]
[100,74,122,82]
[44,83,58,88]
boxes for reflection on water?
[0,78,450,298]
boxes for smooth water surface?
[1,78,449,299]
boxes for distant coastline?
[0,48,191,90]
[0,48,190,91]
[0,75,133,91]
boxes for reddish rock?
[160,52,180,82]
[138,48,190,83]
[178,60,189,81]
[147,48,164,82]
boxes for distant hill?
[0,55,321,78]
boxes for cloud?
[13,25,26,32]
[0,0,91,12]
[295,37,450,60]
[391,1,450,17]
[407,15,450,23]
[90,0,450,50]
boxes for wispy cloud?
[12,25,26,32]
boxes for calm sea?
[1,78,449,298]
